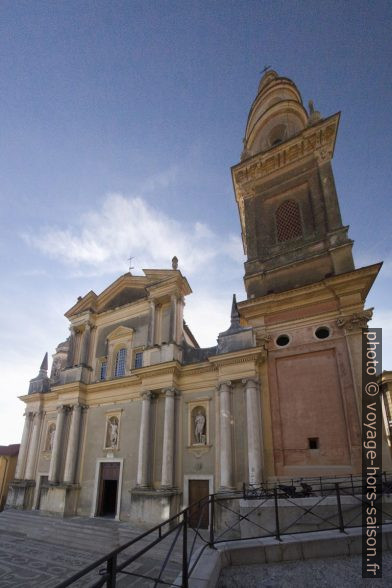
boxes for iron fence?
[56,471,392,588]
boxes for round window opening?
[315,326,330,340]
[276,334,290,347]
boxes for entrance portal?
[188,479,209,529]
[97,462,120,518]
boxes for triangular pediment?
[65,291,98,319]
[65,268,192,318]
[107,325,134,341]
[97,273,150,312]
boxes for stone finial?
[308,100,321,125]
[172,256,178,270]
[230,294,241,329]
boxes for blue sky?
[1,0,391,444]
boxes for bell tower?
[233,71,385,479]
[232,70,354,299]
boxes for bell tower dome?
[241,70,309,160]
[232,70,355,299]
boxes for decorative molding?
[336,309,373,332]
[209,350,265,368]
[106,325,134,341]
[255,332,271,350]
[233,115,338,189]
[187,445,212,458]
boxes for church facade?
[7,71,390,526]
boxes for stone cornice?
[238,263,382,321]
[208,347,265,368]
[135,360,181,380]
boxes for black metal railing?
[56,472,392,588]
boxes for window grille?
[276,200,302,242]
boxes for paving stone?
[0,509,206,587]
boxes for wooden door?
[188,479,209,529]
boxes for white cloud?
[23,193,244,276]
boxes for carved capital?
[217,381,232,394]
[314,147,333,164]
[57,404,69,414]
[141,391,154,401]
[163,387,178,398]
[70,403,83,413]
[336,309,373,332]
[242,378,258,390]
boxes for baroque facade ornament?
[336,309,373,331]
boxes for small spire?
[35,352,49,381]
[172,256,178,270]
[40,352,48,373]
[230,294,240,328]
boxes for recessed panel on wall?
[276,349,350,466]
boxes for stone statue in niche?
[46,424,56,452]
[192,406,206,445]
[106,416,119,449]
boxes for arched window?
[114,348,127,377]
[268,123,286,147]
[276,200,302,242]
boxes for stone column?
[243,379,263,485]
[218,381,233,490]
[147,301,156,347]
[14,411,34,480]
[169,295,178,343]
[24,411,43,480]
[80,324,91,366]
[63,404,83,484]
[136,392,153,487]
[160,388,176,489]
[66,327,75,368]
[48,405,68,484]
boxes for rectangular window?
[134,351,143,369]
[100,361,107,381]
[308,437,319,450]
[115,348,126,377]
